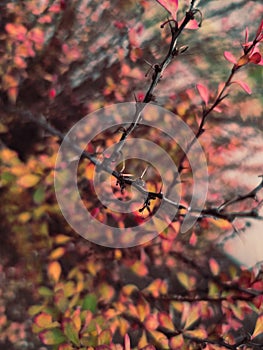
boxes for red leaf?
[156,0,178,20]
[224,51,237,64]
[196,83,209,105]
[186,19,199,30]
[249,52,261,64]
[5,23,27,41]
[189,232,197,246]
[232,80,252,95]
[124,334,131,350]
[256,19,263,41]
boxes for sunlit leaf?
[137,296,150,322]
[158,312,175,331]
[49,247,66,260]
[17,174,40,188]
[53,234,71,244]
[34,313,52,328]
[184,329,207,338]
[131,260,148,277]
[122,284,138,296]
[156,0,178,20]
[183,304,200,329]
[251,314,263,339]
[48,261,62,283]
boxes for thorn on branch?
[160,19,178,33]
[139,194,153,214]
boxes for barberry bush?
[0,0,263,349]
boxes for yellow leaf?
[48,261,62,283]
[184,329,207,338]
[18,212,31,223]
[53,234,71,244]
[252,314,263,339]
[49,247,66,260]
[183,304,200,329]
[137,296,150,322]
[177,272,194,290]
[122,284,138,296]
[158,312,175,331]
[17,174,40,188]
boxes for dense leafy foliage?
[0,0,262,349]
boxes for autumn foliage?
[0,0,263,350]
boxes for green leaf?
[98,329,112,345]
[28,305,45,316]
[33,186,45,204]
[39,328,66,345]
[38,286,53,297]
[82,293,97,313]
[63,318,80,346]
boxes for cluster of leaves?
[0,0,263,350]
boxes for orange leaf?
[252,314,263,339]
[137,296,150,322]
[34,313,52,328]
[144,314,159,331]
[158,312,175,331]
[5,23,27,40]
[7,87,18,104]
[49,247,66,260]
[48,261,62,283]
[169,334,184,349]
[184,329,207,338]
[131,260,148,277]
[17,174,40,188]
[53,234,71,244]
[209,258,220,276]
